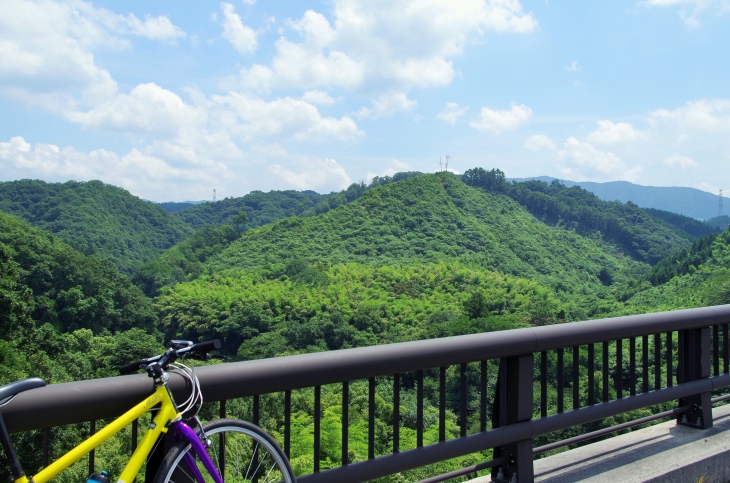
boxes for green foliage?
[0,211,156,334]
[643,208,719,239]
[4,168,730,482]
[156,262,555,359]
[705,215,730,230]
[206,174,632,304]
[0,180,193,274]
[132,223,240,297]
[466,175,693,265]
[173,190,327,229]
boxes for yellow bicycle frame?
[16,384,182,483]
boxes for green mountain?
[622,229,730,313]
[513,177,719,220]
[207,174,627,284]
[642,208,718,239]
[132,223,241,297]
[464,169,696,265]
[706,215,730,230]
[0,180,194,274]
[172,189,328,229]
[157,172,704,359]
[0,210,156,337]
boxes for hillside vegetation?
[173,190,327,229]
[0,180,193,274]
[207,174,631,292]
[2,169,730,482]
[463,168,696,264]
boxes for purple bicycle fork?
[171,420,224,483]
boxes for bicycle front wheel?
[154,419,296,483]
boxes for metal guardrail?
[4,304,730,482]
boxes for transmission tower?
[445,154,450,172]
[213,188,217,203]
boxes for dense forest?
[0,180,193,274]
[1,170,729,481]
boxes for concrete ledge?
[533,403,730,482]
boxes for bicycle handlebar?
[119,339,222,375]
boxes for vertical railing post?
[492,354,534,482]
[677,327,712,429]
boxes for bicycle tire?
[153,419,296,483]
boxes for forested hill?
[173,190,327,229]
[0,180,193,274]
[206,173,633,292]
[463,168,699,265]
[0,210,156,336]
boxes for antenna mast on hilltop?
[213,189,217,203]
[445,154,450,172]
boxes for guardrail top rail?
[4,304,730,483]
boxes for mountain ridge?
[512,177,719,220]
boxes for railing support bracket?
[492,354,534,482]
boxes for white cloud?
[0,0,186,109]
[236,0,537,93]
[557,137,643,182]
[651,99,730,131]
[524,134,557,152]
[301,90,336,105]
[438,102,469,124]
[662,154,699,169]
[469,103,532,135]
[120,14,186,42]
[642,0,730,27]
[357,92,417,119]
[270,157,351,191]
[564,60,581,72]
[215,92,363,141]
[65,83,204,136]
[0,136,224,199]
[365,159,413,183]
[221,2,258,54]
[586,120,645,144]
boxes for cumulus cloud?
[119,13,186,42]
[557,137,642,182]
[586,120,645,144]
[469,103,532,135]
[65,83,204,136]
[0,136,225,199]
[221,2,257,54]
[270,157,351,191]
[357,92,417,119]
[651,99,730,131]
[0,0,185,108]
[438,102,469,124]
[301,90,336,105]
[662,154,699,169]
[214,92,363,141]
[237,0,537,93]
[524,134,557,152]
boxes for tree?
[233,210,249,233]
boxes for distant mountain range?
[512,177,720,221]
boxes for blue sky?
[1,0,729,201]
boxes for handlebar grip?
[191,339,222,354]
[119,360,146,375]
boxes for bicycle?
[0,339,296,483]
